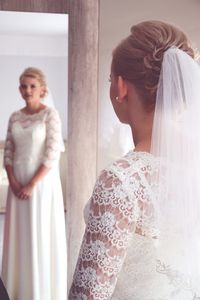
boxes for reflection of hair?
[19,67,48,98]
[112,20,195,104]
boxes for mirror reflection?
[0,11,68,299]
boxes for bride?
[69,20,200,299]
[2,67,67,300]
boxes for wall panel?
[67,0,99,286]
[0,0,68,13]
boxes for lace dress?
[69,151,199,300]
[2,107,67,300]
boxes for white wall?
[0,12,68,141]
[98,0,200,172]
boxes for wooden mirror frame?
[0,0,99,286]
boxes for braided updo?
[111,20,195,104]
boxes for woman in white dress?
[2,67,67,300]
[69,21,200,299]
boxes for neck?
[125,83,154,153]
[130,114,153,153]
[134,138,152,153]
[25,102,43,114]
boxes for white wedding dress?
[2,107,67,300]
[69,151,199,300]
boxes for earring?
[115,96,120,102]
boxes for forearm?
[5,165,17,185]
[5,164,22,196]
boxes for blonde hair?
[19,67,48,98]
[112,20,195,104]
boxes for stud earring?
[115,96,120,102]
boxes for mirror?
[0,11,68,274]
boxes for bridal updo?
[111,20,195,104]
[19,67,48,98]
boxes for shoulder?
[93,152,155,203]
[96,151,158,203]
[87,152,158,232]
[8,110,22,123]
[45,106,59,114]
[106,151,157,180]
[89,154,149,223]
[45,107,60,118]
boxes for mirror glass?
[0,10,68,271]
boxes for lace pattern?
[69,152,158,300]
[156,260,193,292]
[69,151,199,299]
[43,108,62,167]
[4,115,15,166]
[3,107,62,168]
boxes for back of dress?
[69,151,198,300]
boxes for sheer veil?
[151,48,200,293]
[43,89,55,109]
[43,89,65,152]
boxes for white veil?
[43,89,65,152]
[151,48,200,294]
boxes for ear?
[40,87,45,98]
[117,76,128,102]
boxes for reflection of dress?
[69,151,198,300]
[2,107,67,300]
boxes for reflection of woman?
[2,67,67,299]
[69,21,200,299]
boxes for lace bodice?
[69,151,199,300]
[4,107,63,171]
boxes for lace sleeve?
[69,169,137,300]
[4,115,15,167]
[43,108,62,168]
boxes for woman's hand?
[6,163,50,200]
[10,178,22,197]
[17,183,34,200]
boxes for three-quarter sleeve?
[4,115,15,167]
[43,108,63,168]
[69,169,137,300]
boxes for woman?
[2,67,67,299]
[69,21,200,299]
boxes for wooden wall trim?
[67,0,99,287]
[0,0,68,13]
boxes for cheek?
[34,89,42,98]
[109,82,116,103]
[109,86,118,112]
[109,86,112,101]
[19,88,25,97]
